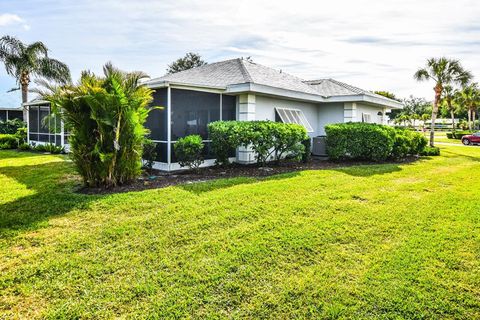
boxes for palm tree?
[0,36,71,119]
[457,83,480,130]
[441,85,459,131]
[414,57,472,146]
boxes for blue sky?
[1,0,479,106]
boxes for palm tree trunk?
[473,110,477,130]
[430,86,441,147]
[468,108,472,130]
[20,71,30,122]
[450,110,455,131]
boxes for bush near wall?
[174,135,204,171]
[0,134,18,149]
[325,122,396,161]
[208,121,309,166]
[0,119,26,134]
[325,122,428,161]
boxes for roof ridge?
[237,58,253,83]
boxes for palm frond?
[26,41,48,57]
[37,57,71,84]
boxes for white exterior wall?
[254,95,319,137]
[355,103,388,125]
[318,103,345,135]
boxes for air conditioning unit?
[312,136,327,156]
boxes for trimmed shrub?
[0,134,18,149]
[325,122,396,161]
[142,139,157,173]
[18,143,31,151]
[34,143,64,154]
[325,123,428,161]
[446,132,453,139]
[0,119,25,134]
[208,121,239,166]
[208,121,308,166]
[421,146,440,156]
[174,135,204,170]
[391,128,427,159]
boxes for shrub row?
[325,122,428,161]
[446,131,474,139]
[207,121,309,166]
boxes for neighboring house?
[23,58,402,170]
[24,99,68,148]
[0,106,23,122]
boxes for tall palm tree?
[441,85,459,131]
[414,57,472,146]
[0,35,71,119]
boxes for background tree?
[166,52,207,74]
[414,57,472,146]
[0,36,71,119]
[457,83,480,130]
[374,91,400,101]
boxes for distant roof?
[145,58,402,108]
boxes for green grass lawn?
[1,146,480,319]
[434,132,462,144]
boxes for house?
[24,58,402,170]
[0,105,23,122]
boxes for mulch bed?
[79,156,419,195]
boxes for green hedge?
[325,123,428,161]
[174,135,204,170]
[0,134,18,149]
[453,131,474,139]
[325,122,396,161]
[208,121,308,166]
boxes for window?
[362,113,372,123]
[275,107,314,132]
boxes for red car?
[462,132,480,145]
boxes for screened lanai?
[145,87,237,171]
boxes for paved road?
[436,142,476,147]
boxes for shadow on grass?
[178,171,302,195]
[332,163,403,177]
[0,149,65,161]
[0,161,103,240]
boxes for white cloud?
[0,13,29,31]
[1,0,480,102]
[0,13,23,26]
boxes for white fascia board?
[0,106,22,111]
[22,100,49,107]
[226,83,327,103]
[324,94,403,109]
[145,80,226,93]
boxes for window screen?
[362,113,372,123]
[275,107,313,132]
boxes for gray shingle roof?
[305,78,387,99]
[146,58,401,108]
[146,58,319,95]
